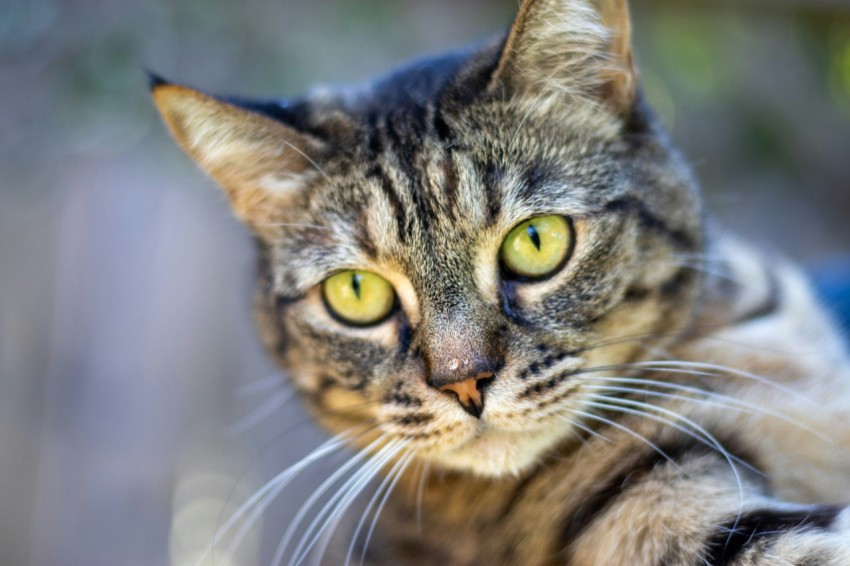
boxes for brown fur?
[152,1,850,563]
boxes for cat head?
[152,0,702,477]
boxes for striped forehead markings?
[482,162,505,226]
[367,164,408,243]
[356,111,581,259]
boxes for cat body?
[152,1,850,563]
[364,241,850,565]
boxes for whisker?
[584,377,831,443]
[227,389,296,437]
[316,445,412,566]
[562,415,611,444]
[313,399,385,420]
[571,330,689,357]
[573,361,816,406]
[587,385,759,422]
[676,261,748,288]
[262,222,336,232]
[316,441,410,566]
[404,458,424,502]
[349,449,416,566]
[198,430,356,565]
[628,361,816,406]
[342,461,402,566]
[583,396,757,476]
[634,341,675,360]
[359,450,417,565]
[672,253,727,263]
[566,410,681,472]
[286,439,406,566]
[416,459,430,532]
[273,435,391,565]
[223,430,376,561]
[280,139,333,185]
[582,396,748,535]
[236,374,287,398]
[573,320,842,361]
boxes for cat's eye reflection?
[322,270,396,326]
[501,215,573,280]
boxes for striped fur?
[152,0,850,563]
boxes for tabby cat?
[151,0,850,564]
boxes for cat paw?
[708,507,850,565]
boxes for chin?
[429,426,568,478]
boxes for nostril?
[455,396,485,419]
[437,372,495,419]
[475,374,495,393]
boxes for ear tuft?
[146,71,170,92]
[490,0,637,116]
[151,83,325,239]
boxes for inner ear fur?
[151,81,325,239]
[489,0,636,115]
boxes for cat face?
[153,0,703,477]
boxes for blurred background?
[1,0,849,564]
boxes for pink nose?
[438,371,494,419]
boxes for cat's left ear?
[151,78,325,239]
[489,0,636,115]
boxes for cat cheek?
[377,383,475,432]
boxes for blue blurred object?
[810,257,850,340]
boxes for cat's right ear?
[150,77,324,239]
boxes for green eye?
[501,215,573,279]
[322,270,396,326]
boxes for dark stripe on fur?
[605,197,697,250]
[434,153,459,223]
[558,434,760,559]
[384,115,416,180]
[432,102,454,145]
[496,413,608,523]
[483,162,504,225]
[497,471,540,523]
[368,165,407,242]
[704,505,842,566]
[385,114,435,237]
[622,285,652,302]
[558,440,717,553]
[735,264,782,325]
[660,267,696,298]
[519,161,556,200]
[499,281,530,326]
[619,268,691,307]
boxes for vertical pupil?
[527,224,541,251]
[351,273,362,300]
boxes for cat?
[151,0,850,564]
